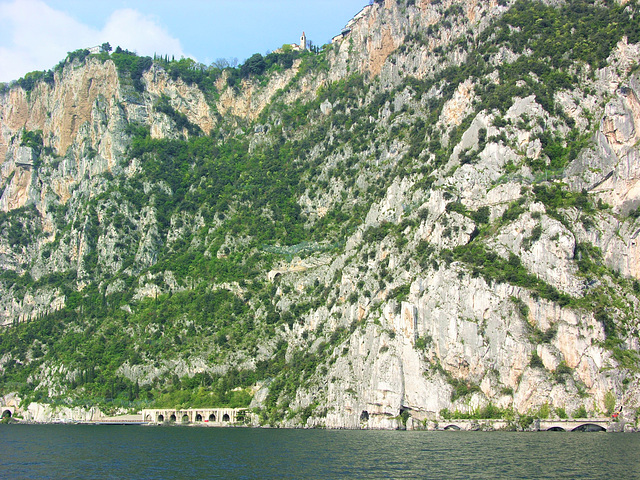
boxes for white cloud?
[0,0,186,82]
[102,9,184,59]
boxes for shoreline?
[3,417,637,432]
[3,399,636,432]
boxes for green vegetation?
[533,184,592,217]
[448,377,481,402]
[153,95,202,136]
[552,361,573,384]
[20,129,43,154]
[510,296,529,320]
[475,0,640,116]
[109,47,153,91]
[529,351,544,369]
[604,390,616,416]
[440,404,508,420]
[414,334,433,350]
[13,70,55,92]
[452,244,571,306]
[574,405,588,418]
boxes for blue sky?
[0,0,367,82]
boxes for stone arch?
[222,413,230,422]
[196,414,202,422]
[444,424,461,431]
[268,271,283,282]
[145,414,151,422]
[169,414,177,422]
[181,414,189,423]
[209,414,216,422]
[547,426,566,432]
[399,407,410,424]
[157,414,164,422]
[360,410,369,421]
[2,409,12,419]
[571,423,606,432]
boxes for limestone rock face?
[216,66,301,122]
[0,59,119,158]
[143,66,216,135]
[22,402,103,423]
[0,162,33,212]
[1,0,640,430]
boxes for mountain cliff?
[1,0,640,429]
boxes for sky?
[0,0,367,83]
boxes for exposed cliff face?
[1,0,640,430]
[0,59,119,162]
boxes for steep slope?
[1,0,639,429]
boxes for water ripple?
[1,426,639,479]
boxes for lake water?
[1,425,639,479]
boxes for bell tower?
[300,31,307,51]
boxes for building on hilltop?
[332,4,372,44]
[300,31,307,51]
[291,31,307,51]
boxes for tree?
[212,58,230,69]
[100,42,112,54]
[604,391,616,416]
[307,40,320,54]
[241,53,266,77]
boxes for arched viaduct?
[537,418,610,432]
[439,418,611,432]
[141,408,245,425]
